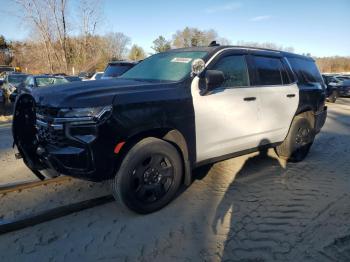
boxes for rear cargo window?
[287,57,323,84]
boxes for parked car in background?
[323,75,350,98]
[13,44,327,214]
[88,72,104,81]
[78,71,94,80]
[2,73,28,103]
[101,61,137,79]
[322,74,339,103]
[64,76,82,82]
[10,75,69,102]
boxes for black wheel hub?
[131,154,174,203]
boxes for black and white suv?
[13,44,327,214]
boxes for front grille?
[36,124,67,147]
[36,106,60,118]
[35,106,67,147]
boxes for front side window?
[252,56,284,86]
[211,55,249,88]
[120,51,207,82]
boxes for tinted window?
[212,55,249,87]
[288,57,323,84]
[104,64,134,78]
[252,56,284,85]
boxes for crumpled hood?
[32,79,172,108]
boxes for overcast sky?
[0,0,349,57]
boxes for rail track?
[0,176,115,235]
[0,176,71,194]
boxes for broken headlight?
[58,105,112,119]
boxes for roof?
[167,45,314,61]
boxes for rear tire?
[111,137,183,214]
[275,116,315,162]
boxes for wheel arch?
[115,128,192,186]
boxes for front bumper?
[314,106,327,134]
[34,117,116,181]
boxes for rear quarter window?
[287,57,323,85]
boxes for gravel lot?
[0,98,349,262]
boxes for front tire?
[275,116,315,162]
[111,137,183,214]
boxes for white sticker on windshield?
[171,57,193,63]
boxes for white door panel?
[191,78,261,163]
[258,83,299,143]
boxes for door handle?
[243,97,256,101]
[286,94,296,98]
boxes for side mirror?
[200,70,225,95]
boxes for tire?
[111,137,183,214]
[328,91,337,103]
[275,116,315,162]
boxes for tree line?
[0,0,349,75]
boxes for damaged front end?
[12,94,115,181]
[12,94,51,180]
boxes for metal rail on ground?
[0,195,115,235]
[0,176,71,194]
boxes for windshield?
[103,64,134,77]
[120,51,207,82]
[8,75,27,84]
[35,77,68,87]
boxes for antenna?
[209,41,220,47]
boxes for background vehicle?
[322,74,339,102]
[88,72,104,81]
[2,73,28,103]
[323,75,350,98]
[101,61,137,79]
[64,76,82,82]
[13,45,327,214]
[11,75,68,102]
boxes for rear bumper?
[314,106,327,134]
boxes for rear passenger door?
[248,54,299,143]
[192,52,261,163]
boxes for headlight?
[58,105,112,119]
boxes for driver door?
[191,52,261,163]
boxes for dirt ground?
[0,98,349,262]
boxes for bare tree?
[105,32,131,60]
[128,45,146,61]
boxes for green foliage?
[152,36,171,53]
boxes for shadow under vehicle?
[12,43,327,214]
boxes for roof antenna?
[209,41,220,47]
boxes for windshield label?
[171,57,192,63]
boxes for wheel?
[275,116,315,162]
[328,91,337,103]
[111,137,183,214]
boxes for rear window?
[287,57,323,84]
[103,63,134,78]
[251,56,287,86]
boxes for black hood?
[32,79,177,108]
